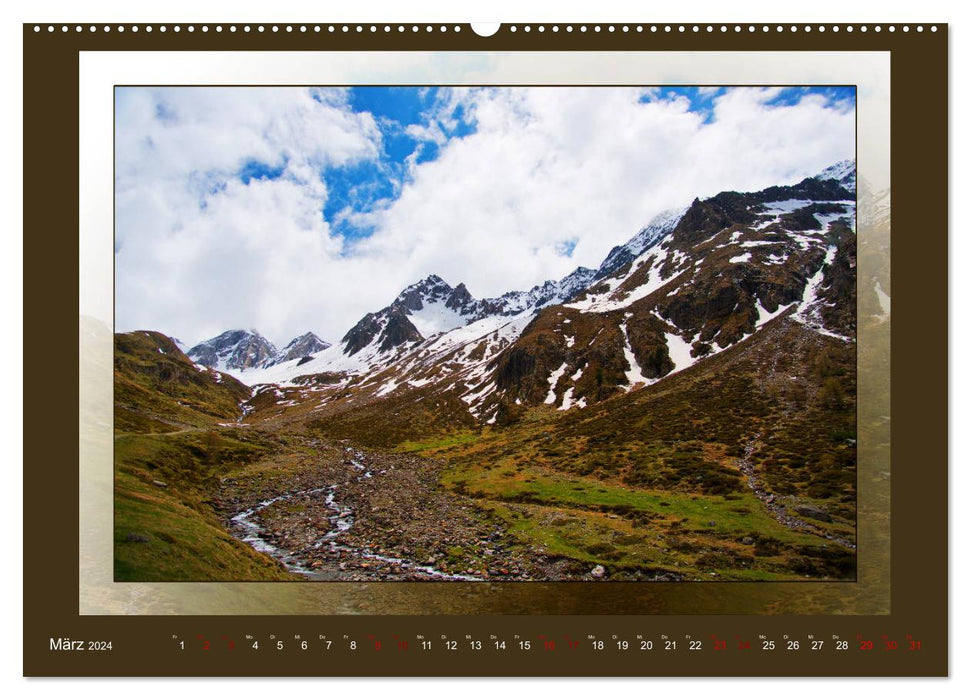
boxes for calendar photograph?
[23,18,951,678]
[110,84,862,583]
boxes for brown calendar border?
[23,23,948,676]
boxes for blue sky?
[232,86,854,243]
[641,86,855,124]
[242,87,479,241]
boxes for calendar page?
[23,21,947,677]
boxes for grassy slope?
[112,316,855,581]
[113,331,298,581]
[391,319,856,580]
[115,430,299,581]
[114,330,250,433]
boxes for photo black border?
[110,81,860,585]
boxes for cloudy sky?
[114,86,855,348]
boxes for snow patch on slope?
[565,247,678,314]
[544,363,568,404]
[755,300,793,328]
[665,332,698,373]
[619,322,654,391]
[407,299,472,338]
[792,246,853,341]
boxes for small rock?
[742,536,755,546]
[591,565,606,579]
[707,520,716,527]
[152,480,168,488]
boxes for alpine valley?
[114,162,862,582]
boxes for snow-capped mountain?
[207,265,605,387]
[340,267,605,362]
[593,207,688,281]
[187,329,333,373]
[269,332,332,366]
[341,275,469,357]
[183,161,857,423]
[187,330,278,372]
[815,159,856,194]
[472,163,856,418]
[470,267,599,320]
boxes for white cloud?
[115,87,382,345]
[349,86,853,301]
[114,86,854,348]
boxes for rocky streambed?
[219,441,538,581]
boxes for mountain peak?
[446,282,475,312]
[596,205,687,279]
[290,331,323,343]
[187,329,277,372]
[814,159,856,194]
[395,275,454,310]
[270,332,332,366]
[403,273,450,291]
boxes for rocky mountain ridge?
[274,332,332,365]
[185,161,857,424]
[187,329,332,372]
[339,265,602,361]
